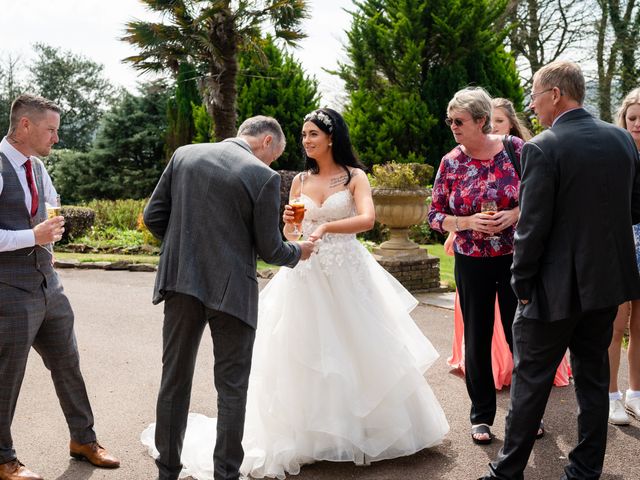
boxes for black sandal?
[471,424,494,445]
[536,419,545,439]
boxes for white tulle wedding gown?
[142,187,449,479]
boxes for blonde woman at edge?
[608,88,640,425]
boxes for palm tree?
[122,0,309,141]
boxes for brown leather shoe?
[69,440,120,468]
[0,459,43,480]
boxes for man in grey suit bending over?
[144,116,314,480]
[480,62,640,480]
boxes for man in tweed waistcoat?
[0,94,119,480]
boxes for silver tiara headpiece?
[304,110,333,132]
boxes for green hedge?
[82,199,148,230]
[61,206,95,243]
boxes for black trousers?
[454,253,518,425]
[155,292,255,480]
[486,306,616,480]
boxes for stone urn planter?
[371,187,430,257]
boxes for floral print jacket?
[428,137,524,257]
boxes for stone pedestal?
[373,252,441,293]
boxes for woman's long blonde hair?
[492,98,532,140]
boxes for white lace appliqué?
[293,190,369,284]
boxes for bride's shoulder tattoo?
[329,173,349,188]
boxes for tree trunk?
[597,0,616,122]
[616,0,638,95]
[213,51,239,141]
[525,0,542,74]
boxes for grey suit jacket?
[144,138,301,328]
[512,108,640,321]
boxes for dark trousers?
[487,306,616,480]
[0,277,96,464]
[455,253,518,426]
[155,292,255,480]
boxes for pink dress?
[448,292,572,389]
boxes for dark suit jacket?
[512,108,640,321]
[144,138,301,329]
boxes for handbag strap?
[502,134,521,178]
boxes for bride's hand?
[308,224,327,242]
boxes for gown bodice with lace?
[142,187,449,479]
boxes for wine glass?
[480,200,499,240]
[289,198,305,240]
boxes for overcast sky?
[0,0,353,105]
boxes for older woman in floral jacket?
[428,87,522,445]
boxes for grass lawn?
[55,251,272,271]
[56,246,454,288]
[55,252,159,264]
[423,243,455,290]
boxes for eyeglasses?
[530,88,554,101]
[445,117,466,127]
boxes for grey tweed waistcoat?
[0,152,53,292]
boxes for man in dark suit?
[144,116,314,480]
[480,61,640,479]
[0,94,120,480]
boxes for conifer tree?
[340,0,523,168]
[236,36,319,170]
[166,63,201,156]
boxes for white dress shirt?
[0,136,58,252]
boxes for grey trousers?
[155,292,255,480]
[0,276,96,464]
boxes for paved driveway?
[11,270,640,479]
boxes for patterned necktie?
[24,158,39,217]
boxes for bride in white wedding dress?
[142,108,449,479]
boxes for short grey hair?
[617,87,640,129]
[533,61,585,104]
[237,115,285,147]
[9,93,61,135]
[448,87,493,134]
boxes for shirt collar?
[0,136,31,169]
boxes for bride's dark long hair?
[302,108,365,185]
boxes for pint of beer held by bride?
[289,199,305,239]
[291,202,305,224]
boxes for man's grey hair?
[237,116,285,147]
[534,61,585,105]
[448,87,493,134]
[9,93,61,135]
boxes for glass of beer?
[480,200,498,240]
[46,194,62,219]
[289,198,305,239]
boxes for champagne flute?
[289,198,305,240]
[480,200,499,240]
